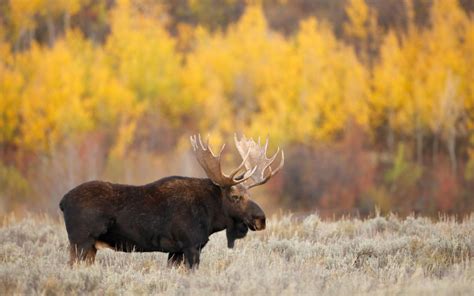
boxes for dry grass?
[0,213,473,295]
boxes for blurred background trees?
[0,0,473,217]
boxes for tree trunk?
[447,129,457,174]
[415,120,423,165]
[387,110,395,154]
[432,132,439,164]
[64,12,71,31]
[47,16,56,47]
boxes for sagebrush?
[0,213,473,295]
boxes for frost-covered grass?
[0,213,473,295]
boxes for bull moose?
[59,134,284,268]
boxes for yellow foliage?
[9,0,44,31]
[294,19,369,141]
[0,43,23,144]
[344,0,370,40]
[183,6,369,145]
[183,5,277,137]
[9,0,86,42]
[106,0,186,124]
[371,0,472,146]
[16,37,92,151]
[0,1,472,164]
[343,0,379,63]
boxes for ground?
[0,213,473,295]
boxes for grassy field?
[0,213,473,295]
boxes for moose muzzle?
[247,200,266,231]
[253,216,266,230]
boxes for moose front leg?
[167,252,184,267]
[69,241,97,266]
[183,247,200,269]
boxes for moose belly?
[96,227,182,253]
[96,230,148,252]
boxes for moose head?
[190,134,284,239]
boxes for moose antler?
[190,134,257,187]
[234,134,284,189]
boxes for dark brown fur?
[59,176,265,268]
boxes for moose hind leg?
[167,252,185,267]
[183,247,200,269]
[69,241,97,266]
[64,209,111,266]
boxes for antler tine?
[264,137,269,155]
[192,134,222,184]
[190,135,198,151]
[218,143,226,157]
[247,150,285,189]
[266,146,279,163]
[198,134,207,151]
[228,148,252,180]
[243,165,258,182]
[190,134,256,187]
[233,134,285,189]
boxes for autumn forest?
[0,0,473,217]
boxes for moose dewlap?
[59,134,284,268]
